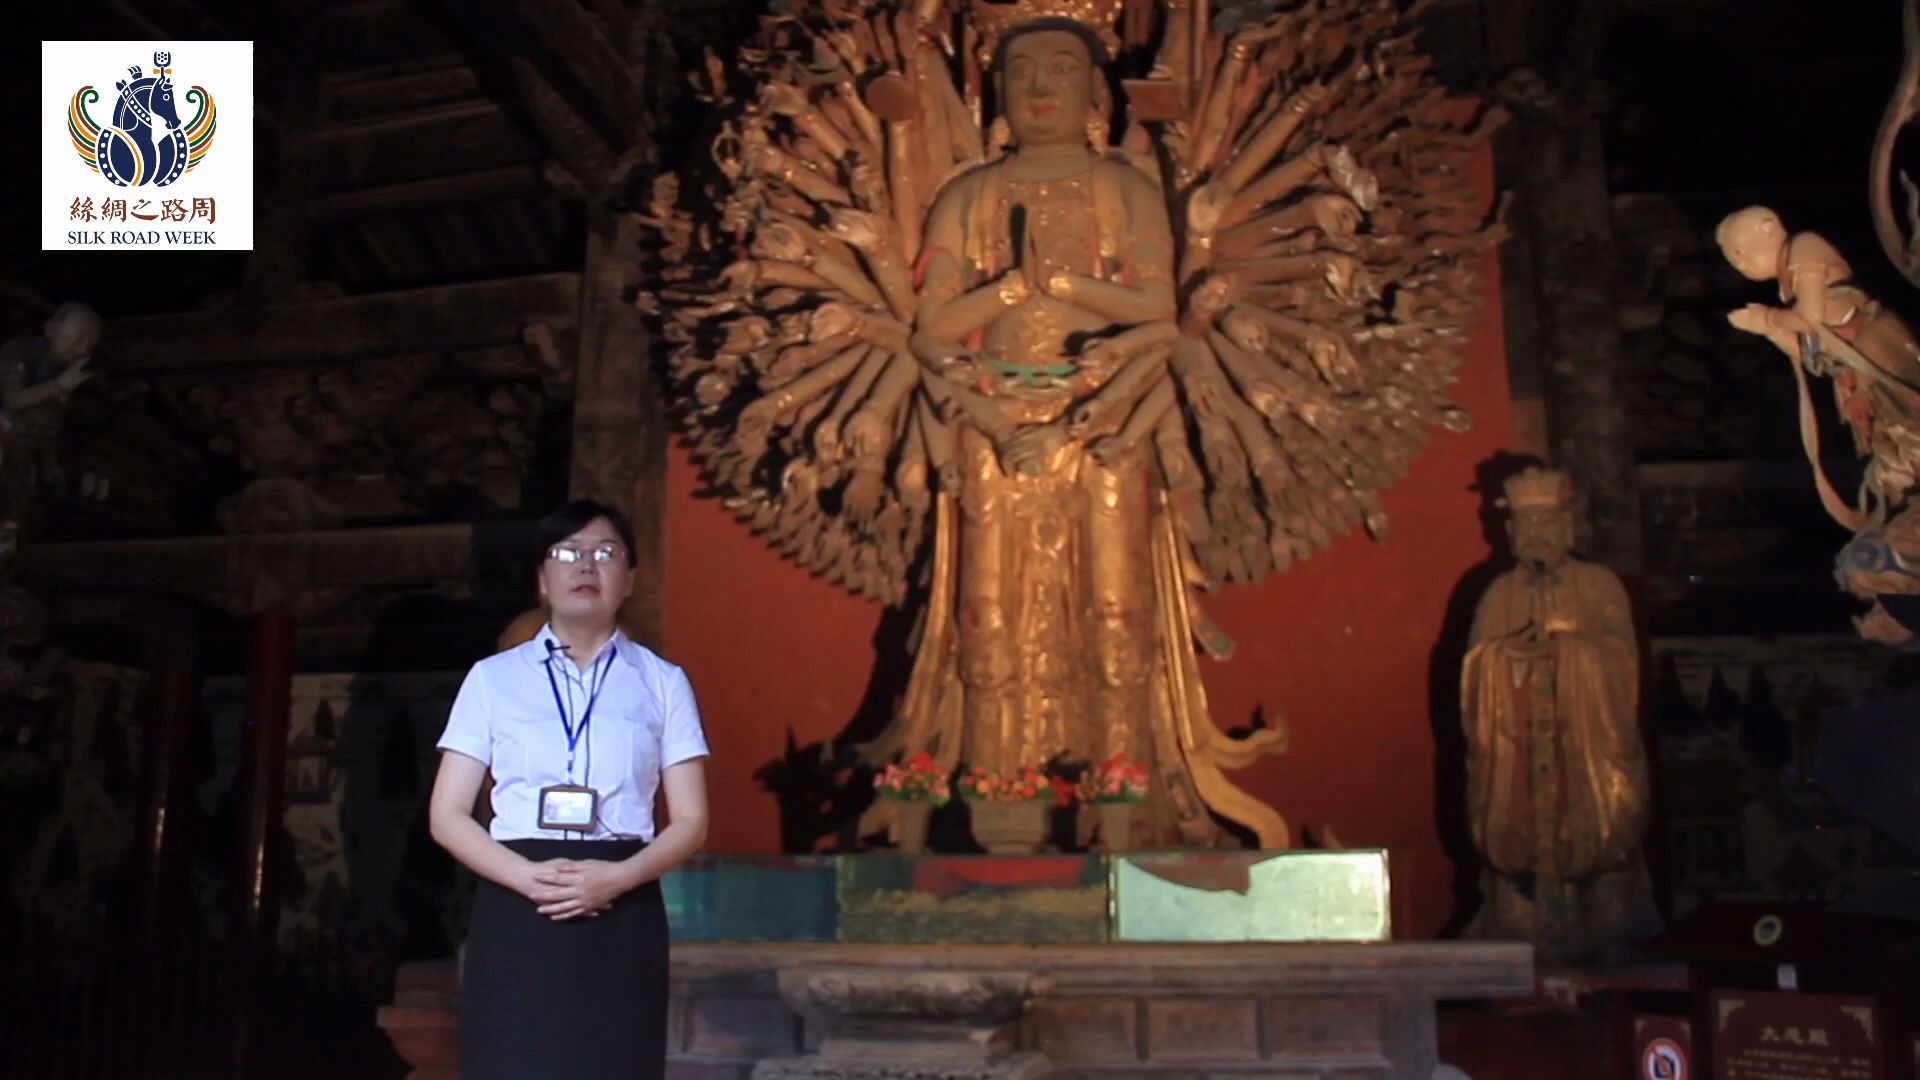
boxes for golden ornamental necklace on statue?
[994,167,1107,285]
[538,644,614,834]
[980,168,1110,389]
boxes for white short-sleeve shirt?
[436,625,709,841]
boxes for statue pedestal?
[377,854,1529,1078]
[673,941,1531,1080]
[380,941,1532,1080]
[751,968,1050,1080]
[375,960,459,1080]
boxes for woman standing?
[429,499,709,1080]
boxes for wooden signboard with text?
[1713,990,1883,1080]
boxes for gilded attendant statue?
[1718,205,1920,529]
[0,302,100,560]
[1461,468,1654,962]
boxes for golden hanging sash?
[1151,492,1290,848]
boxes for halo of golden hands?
[639,0,1507,606]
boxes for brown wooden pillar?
[447,2,671,650]
[1483,0,1643,570]
[1510,117,1645,570]
[240,8,317,305]
[571,207,667,648]
[134,600,200,1073]
[233,607,294,1078]
[137,604,199,918]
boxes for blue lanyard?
[544,646,613,782]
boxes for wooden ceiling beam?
[451,0,650,152]
[316,58,479,123]
[94,272,581,373]
[312,98,504,143]
[309,96,539,191]
[17,521,539,598]
[308,165,549,220]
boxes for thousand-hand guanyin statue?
[644,0,1502,846]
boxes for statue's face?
[1719,213,1780,281]
[47,308,102,364]
[1507,507,1573,572]
[1001,29,1095,147]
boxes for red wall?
[663,153,1511,941]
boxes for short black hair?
[537,499,638,568]
[991,17,1112,73]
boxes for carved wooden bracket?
[439,0,668,206]
[16,521,537,617]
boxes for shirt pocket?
[615,703,666,784]
[587,710,643,789]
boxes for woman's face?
[537,516,634,623]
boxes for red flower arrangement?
[873,752,951,805]
[956,764,1051,802]
[1077,753,1149,804]
[1048,774,1078,808]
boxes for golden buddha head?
[1499,466,1575,571]
[971,0,1122,63]
[990,17,1113,149]
[1715,205,1785,282]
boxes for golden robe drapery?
[1461,561,1648,883]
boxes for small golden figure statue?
[1719,206,1920,647]
[0,302,101,561]
[1460,467,1654,962]
[1718,205,1920,527]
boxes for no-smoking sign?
[1643,1037,1686,1079]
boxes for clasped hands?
[993,264,1081,307]
[55,360,91,395]
[985,250,1099,476]
[999,222,1092,307]
[1729,303,1823,365]
[517,857,642,921]
[1502,618,1576,657]
[997,422,1068,476]
[1726,302,1778,336]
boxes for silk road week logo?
[41,41,253,251]
[69,51,216,188]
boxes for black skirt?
[462,838,669,1080]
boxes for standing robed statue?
[1460,466,1655,962]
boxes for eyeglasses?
[547,543,626,565]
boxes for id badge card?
[538,784,598,832]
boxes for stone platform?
[380,853,1524,1078]
[380,939,1533,1080]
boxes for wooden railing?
[2,918,228,1079]
[3,915,414,1078]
